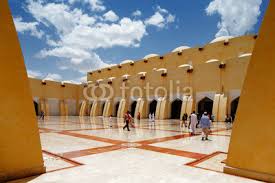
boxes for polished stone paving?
[9,116,262,183]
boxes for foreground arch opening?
[198,97,213,116]
[114,102,120,117]
[33,101,39,116]
[231,97,240,121]
[101,101,106,116]
[131,101,137,117]
[88,102,93,115]
[171,99,182,119]
[149,100,157,115]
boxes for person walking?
[149,113,152,122]
[225,114,233,129]
[40,110,45,121]
[137,112,141,122]
[123,111,131,131]
[190,111,198,135]
[109,115,113,128]
[182,113,188,127]
[151,113,155,123]
[200,112,211,141]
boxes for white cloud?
[132,10,142,17]
[27,69,43,78]
[72,75,87,84]
[103,10,119,22]
[22,1,176,75]
[145,6,175,28]
[206,0,262,38]
[39,47,92,64]
[57,52,109,73]
[167,14,176,23]
[156,6,168,14]
[61,18,146,50]
[27,1,96,35]
[69,0,105,12]
[13,17,44,38]
[44,73,62,81]
[145,12,165,28]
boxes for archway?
[149,100,157,115]
[89,102,93,115]
[171,99,182,119]
[33,101,39,116]
[101,102,106,116]
[231,97,240,121]
[131,101,137,117]
[197,97,213,116]
[114,102,120,117]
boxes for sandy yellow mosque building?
[29,35,256,121]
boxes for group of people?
[110,109,233,139]
[185,111,212,141]
[182,111,234,141]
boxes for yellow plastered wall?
[224,1,275,182]
[218,95,227,121]
[212,94,220,120]
[0,1,45,181]
[88,35,255,82]
[86,54,252,120]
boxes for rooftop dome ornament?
[205,59,219,64]
[205,59,226,69]
[219,62,226,69]
[172,46,190,55]
[210,36,233,44]
[122,74,130,82]
[108,77,115,85]
[41,80,46,85]
[61,81,65,87]
[120,60,134,65]
[239,53,252,58]
[178,64,194,73]
[143,53,159,60]
[138,72,147,80]
[83,82,88,87]
[96,79,103,85]
[156,68,168,77]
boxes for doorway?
[231,97,240,121]
[131,101,137,117]
[171,99,182,119]
[197,97,213,116]
[149,100,157,115]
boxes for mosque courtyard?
[9,117,261,183]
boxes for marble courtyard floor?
[9,116,262,183]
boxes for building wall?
[0,1,45,181]
[87,35,255,82]
[28,35,255,119]
[28,78,85,116]
[225,1,275,181]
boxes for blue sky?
[9,0,269,83]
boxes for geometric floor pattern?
[9,116,262,183]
